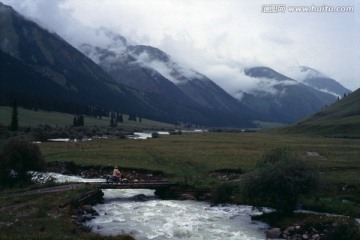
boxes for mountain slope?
[127,45,248,112]
[80,39,255,126]
[0,3,146,113]
[239,67,337,123]
[81,41,249,112]
[283,88,360,137]
[0,3,254,127]
[291,66,351,97]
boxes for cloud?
[2,0,360,91]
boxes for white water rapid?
[32,172,269,239]
[87,189,268,240]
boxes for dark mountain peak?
[128,45,171,63]
[0,2,16,14]
[299,66,327,78]
[295,66,351,97]
[245,67,293,81]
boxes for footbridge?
[86,180,175,190]
[84,180,211,201]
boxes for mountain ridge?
[1,2,350,127]
[0,3,256,127]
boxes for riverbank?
[44,163,360,239]
[254,212,360,239]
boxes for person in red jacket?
[113,166,121,179]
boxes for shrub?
[211,183,236,205]
[151,132,159,138]
[327,220,360,240]
[243,147,319,214]
[0,138,46,187]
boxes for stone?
[265,228,281,239]
[130,194,149,202]
[284,226,295,234]
[179,194,196,201]
[312,234,320,240]
[302,233,309,239]
[82,205,96,213]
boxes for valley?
[0,1,359,239]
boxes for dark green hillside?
[284,88,360,137]
[0,106,174,129]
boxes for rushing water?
[32,172,268,239]
[87,189,268,240]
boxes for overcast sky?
[2,0,359,91]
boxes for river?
[87,189,268,240]
[32,172,269,239]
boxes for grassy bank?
[0,186,133,240]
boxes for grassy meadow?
[39,132,360,192]
[37,131,360,219]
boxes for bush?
[243,147,319,214]
[151,132,159,138]
[327,220,360,240]
[211,183,236,205]
[0,138,46,187]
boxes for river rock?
[284,226,295,235]
[265,228,281,239]
[179,193,196,201]
[130,194,149,202]
[82,205,96,214]
[312,233,320,239]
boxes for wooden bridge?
[83,180,211,201]
[86,180,176,190]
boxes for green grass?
[0,106,175,129]
[0,187,134,240]
[39,132,360,186]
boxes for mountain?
[289,66,351,98]
[80,40,250,112]
[1,2,350,127]
[239,67,337,123]
[283,88,360,138]
[79,37,255,126]
[80,32,343,124]
[0,3,125,113]
[0,3,254,127]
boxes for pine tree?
[78,115,84,126]
[73,116,78,127]
[11,99,18,131]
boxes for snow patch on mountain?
[283,66,350,98]
[129,48,205,85]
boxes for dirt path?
[0,183,87,199]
